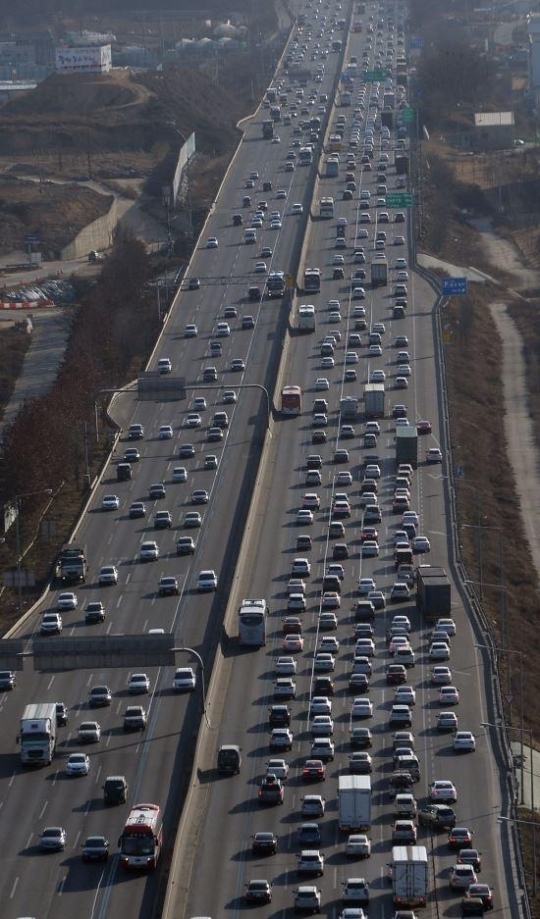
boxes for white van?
[244,228,257,244]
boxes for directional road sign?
[364,69,387,82]
[442,277,468,296]
[400,107,415,124]
[385,192,414,208]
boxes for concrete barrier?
[60,197,117,261]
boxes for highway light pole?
[499,815,537,897]
[478,644,525,784]
[176,646,210,728]
[12,488,53,615]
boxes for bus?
[119,803,163,869]
[239,598,268,647]
[296,303,316,332]
[319,197,335,219]
[298,146,313,166]
[303,267,321,293]
[281,385,303,415]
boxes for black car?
[85,602,106,624]
[55,702,68,726]
[0,670,15,690]
[81,835,110,862]
[418,804,456,830]
[314,676,334,696]
[252,831,278,855]
[269,705,291,727]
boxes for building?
[55,44,111,74]
[473,112,515,150]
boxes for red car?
[302,759,326,781]
[282,616,303,635]
[417,420,432,435]
[360,526,379,542]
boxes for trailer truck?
[416,566,452,623]
[19,702,57,765]
[396,427,418,468]
[371,258,388,287]
[338,775,371,831]
[364,383,385,419]
[390,845,429,908]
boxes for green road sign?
[400,107,414,124]
[364,69,387,82]
[385,192,414,208]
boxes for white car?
[453,731,476,752]
[431,666,452,685]
[345,834,371,858]
[276,656,297,675]
[357,577,376,596]
[310,696,333,715]
[315,378,330,391]
[351,698,373,719]
[57,592,77,610]
[65,753,90,776]
[439,686,459,705]
[206,236,219,248]
[172,466,188,482]
[139,541,159,562]
[429,642,451,660]
[158,425,173,440]
[102,494,120,511]
[266,758,290,779]
[128,673,150,694]
[395,686,416,705]
[311,715,334,736]
[185,413,202,428]
[173,667,196,691]
[292,203,304,214]
[429,779,457,802]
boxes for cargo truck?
[340,396,359,420]
[395,155,409,176]
[381,111,393,129]
[390,845,428,908]
[19,702,57,765]
[303,268,321,294]
[396,428,418,468]
[364,383,385,419]
[56,544,87,584]
[338,775,371,831]
[371,258,388,287]
[416,566,452,623]
[325,157,340,178]
[262,120,274,139]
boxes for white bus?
[319,197,335,219]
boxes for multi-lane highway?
[0,1,520,919]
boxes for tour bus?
[119,803,162,869]
[238,598,268,647]
[281,385,303,415]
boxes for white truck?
[364,383,385,418]
[19,702,57,766]
[338,775,371,832]
[390,845,429,909]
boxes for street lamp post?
[174,645,210,728]
[12,488,53,614]
[499,815,537,897]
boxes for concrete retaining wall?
[60,197,117,261]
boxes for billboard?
[55,45,112,73]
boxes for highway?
[0,2,518,919]
[0,6,350,919]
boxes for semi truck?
[416,566,452,622]
[390,846,429,908]
[395,155,409,176]
[338,775,371,831]
[19,702,57,765]
[371,258,388,287]
[396,427,418,468]
[56,544,87,584]
[364,383,385,419]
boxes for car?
[102,494,120,511]
[84,601,105,624]
[417,419,432,435]
[158,425,173,440]
[426,447,443,463]
[197,569,218,591]
[301,794,326,818]
[158,576,180,596]
[453,731,476,752]
[448,827,474,850]
[431,666,452,685]
[436,617,457,636]
[223,390,237,404]
[191,489,209,505]
[183,510,203,530]
[351,698,373,719]
[258,774,285,805]
[450,865,477,889]
[362,540,379,558]
[57,591,77,610]
[81,835,110,861]
[173,667,196,691]
[395,686,416,705]
[252,831,278,855]
[98,564,118,586]
[66,751,90,776]
[348,751,373,775]
[77,720,101,743]
[458,848,482,871]
[418,804,457,830]
[310,696,333,715]
[276,656,297,675]
[127,423,144,440]
[270,728,293,751]
[294,885,321,913]
[176,535,196,556]
[123,448,141,463]
[284,634,304,652]
[178,443,196,459]
[302,759,326,781]
[206,236,219,248]
[429,641,451,661]
[187,278,200,290]
[392,820,417,843]
[184,323,198,338]
[185,413,202,429]
[311,714,334,736]
[341,878,369,905]
[430,779,457,802]
[245,879,272,903]
[39,826,67,852]
[412,536,431,553]
[345,834,371,859]
[439,685,460,705]
[466,884,494,910]
[128,673,150,694]
[139,540,159,561]
[123,705,147,730]
[437,710,459,732]
[254,260,267,273]
[231,358,246,372]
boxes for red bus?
[281,385,302,415]
[119,803,163,869]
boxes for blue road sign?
[442,277,467,296]
[25,234,40,245]
[410,36,424,48]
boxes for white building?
[55,44,111,74]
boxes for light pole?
[499,815,537,897]
[478,643,525,771]
[175,646,209,728]
[12,488,53,614]
[482,719,533,812]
